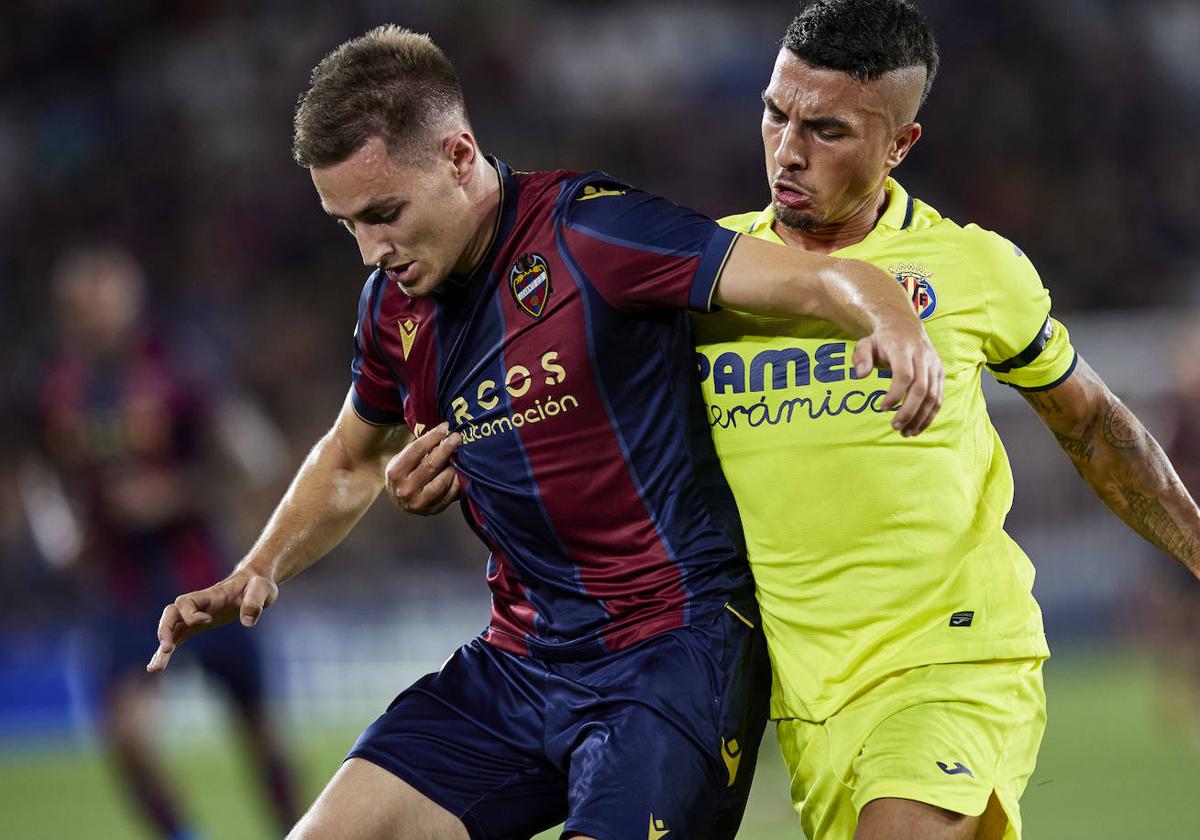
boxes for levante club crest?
[890,262,937,320]
[510,253,552,319]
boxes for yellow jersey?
[694,177,1076,721]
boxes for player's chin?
[773,202,824,233]
[395,271,441,297]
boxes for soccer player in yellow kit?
[692,2,1200,839]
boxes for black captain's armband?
[987,316,1054,374]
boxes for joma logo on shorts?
[937,761,974,777]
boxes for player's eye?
[368,207,403,225]
[817,130,842,141]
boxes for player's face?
[761,50,921,233]
[311,135,476,296]
[56,254,143,352]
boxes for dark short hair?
[783,0,940,108]
[292,25,467,168]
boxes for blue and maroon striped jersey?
[35,338,226,609]
[351,158,751,660]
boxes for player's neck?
[455,160,503,276]
[773,188,887,255]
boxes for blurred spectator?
[15,244,300,839]
[1139,314,1200,744]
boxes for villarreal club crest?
[510,253,552,319]
[890,262,937,321]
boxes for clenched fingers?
[862,330,944,436]
[386,424,462,513]
[905,356,945,436]
[387,423,451,481]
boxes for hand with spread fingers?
[147,568,278,672]
[852,324,945,437]
[385,422,462,515]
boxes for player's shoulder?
[955,221,1030,265]
[513,167,582,206]
[904,200,1033,278]
[552,169,638,218]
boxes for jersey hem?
[694,229,740,312]
[350,387,407,427]
[1004,351,1079,393]
[850,781,992,820]
[482,597,737,663]
[768,636,1050,721]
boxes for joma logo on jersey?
[510,253,551,319]
[890,262,937,320]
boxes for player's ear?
[886,122,922,169]
[443,132,478,185]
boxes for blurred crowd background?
[2,1,1200,837]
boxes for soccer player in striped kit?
[147,25,943,840]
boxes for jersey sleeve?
[349,274,408,426]
[976,230,1078,390]
[557,175,740,312]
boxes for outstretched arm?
[1021,357,1200,576]
[148,390,413,671]
[716,235,944,436]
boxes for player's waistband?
[484,591,759,663]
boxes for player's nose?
[355,228,394,269]
[774,128,808,171]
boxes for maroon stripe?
[499,215,688,648]
[462,477,533,655]
[374,284,441,431]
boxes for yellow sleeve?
[974,229,1078,390]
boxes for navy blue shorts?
[349,603,770,840]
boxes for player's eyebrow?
[761,92,854,133]
[323,197,407,222]
[803,115,854,133]
[761,91,786,115]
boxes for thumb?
[239,576,275,627]
[852,337,879,379]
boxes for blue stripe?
[690,228,740,312]
[483,289,595,636]
[1006,351,1079,393]
[433,261,607,648]
[555,225,699,624]
[564,221,705,258]
[350,390,403,426]
[901,194,915,230]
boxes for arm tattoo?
[1053,431,1094,463]
[1022,390,1062,416]
[1117,486,1198,570]
[383,425,409,451]
[1101,402,1139,449]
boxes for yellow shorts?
[776,658,1046,840]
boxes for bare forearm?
[1028,387,1200,573]
[237,425,394,584]
[718,235,913,337]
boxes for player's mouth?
[384,261,418,287]
[772,180,813,209]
